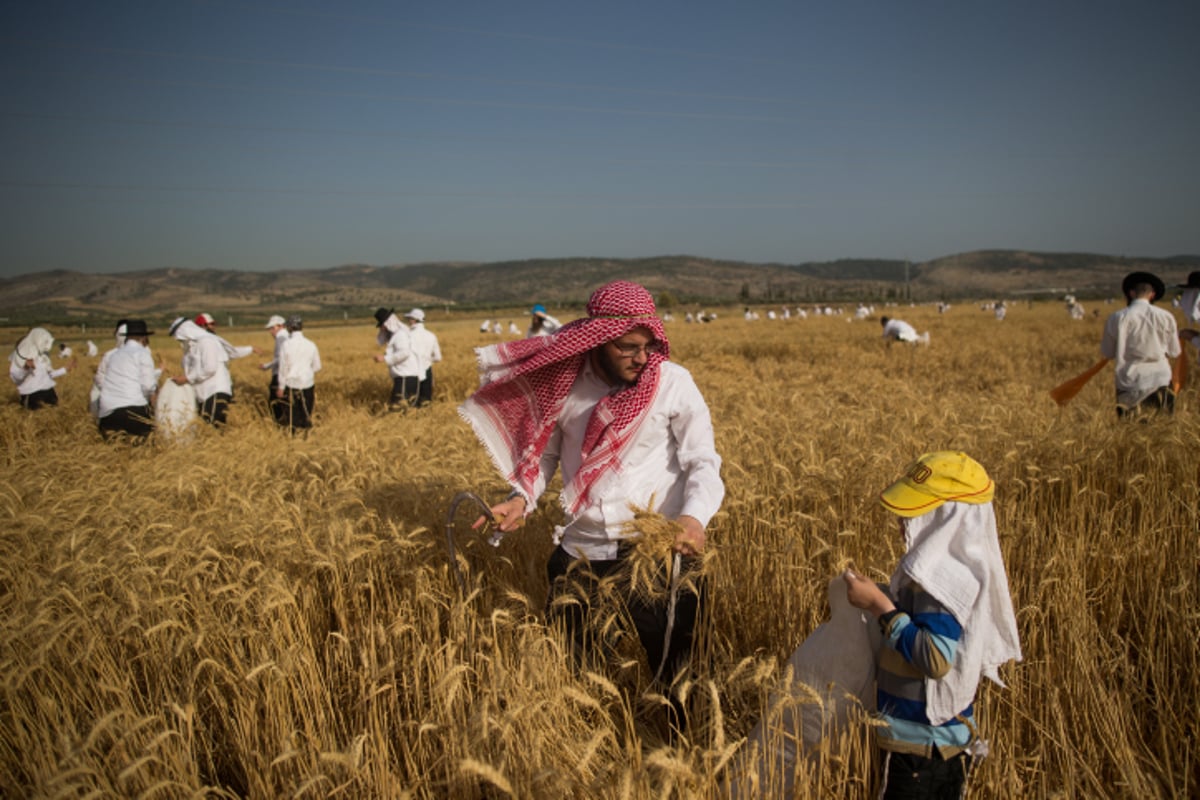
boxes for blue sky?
[2,0,1197,278]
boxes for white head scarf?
[11,327,55,371]
[892,501,1023,725]
[170,318,207,356]
[376,313,404,345]
[114,322,128,349]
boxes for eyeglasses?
[610,340,663,357]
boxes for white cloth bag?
[730,576,882,798]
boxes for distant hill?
[1,250,1197,326]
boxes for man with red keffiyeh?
[460,281,724,728]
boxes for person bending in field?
[169,317,233,427]
[843,451,1021,800]
[881,316,930,346]
[10,327,75,409]
[1100,271,1180,418]
[96,320,158,443]
[462,281,724,737]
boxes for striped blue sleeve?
[883,587,962,679]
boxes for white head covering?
[891,501,1022,725]
[114,322,128,349]
[171,319,206,342]
[374,314,404,347]
[170,318,207,355]
[11,327,55,370]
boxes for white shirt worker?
[98,339,158,417]
[882,318,919,342]
[183,330,233,402]
[526,359,724,561]
[382,324,421,378]
[1100,298,1181,407]
[279,331,321,390]
[409,323,442,376]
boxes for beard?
[593,347,637,387]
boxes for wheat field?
[1,301,1196,798]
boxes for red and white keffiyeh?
[459,281,669,513]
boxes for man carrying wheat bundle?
[461,280,724,736]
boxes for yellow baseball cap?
[880,451,994,517]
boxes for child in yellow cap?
[844,451,1021,799]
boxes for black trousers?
[418,368,434,406]
[1117,386,1175,418]
[278,386,314,430]
[389,376,421,409]
[98,405,154,441]
[19,388,58,410]
[545,545,702,686]
[267,376,286,425]
[199,392,231,427]
[879,749,974,800]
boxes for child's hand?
[843,568,896,618]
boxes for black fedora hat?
[1121,271,1165,303]
[1176,270,1200,289]
[124,319,154,337]
[373,307,394,327]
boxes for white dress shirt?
[883,319,918,341]
[527,314,563,338]
[1182,288,1200,326]
[216,335,254,360]
[98,340,158,417]
[1100,298,1181,407]
[263,328,288,376]
[279,331,321,389]
[408,323,442,374]
[94,348,118,390]
[525,359,724,560]
[382,325,419,378]
[9,358,65,395]
[183,332,232,401]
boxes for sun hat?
[265,314,286,329]
[1176,271,1200,289]
[1121,271,1165,303]
[531,303,547,316]
[373,307,394,327]
[880,451,994,517]
[405,308,425,322]
[195,312,216,327]
[168,317,187,337]
[124,320,154,337]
